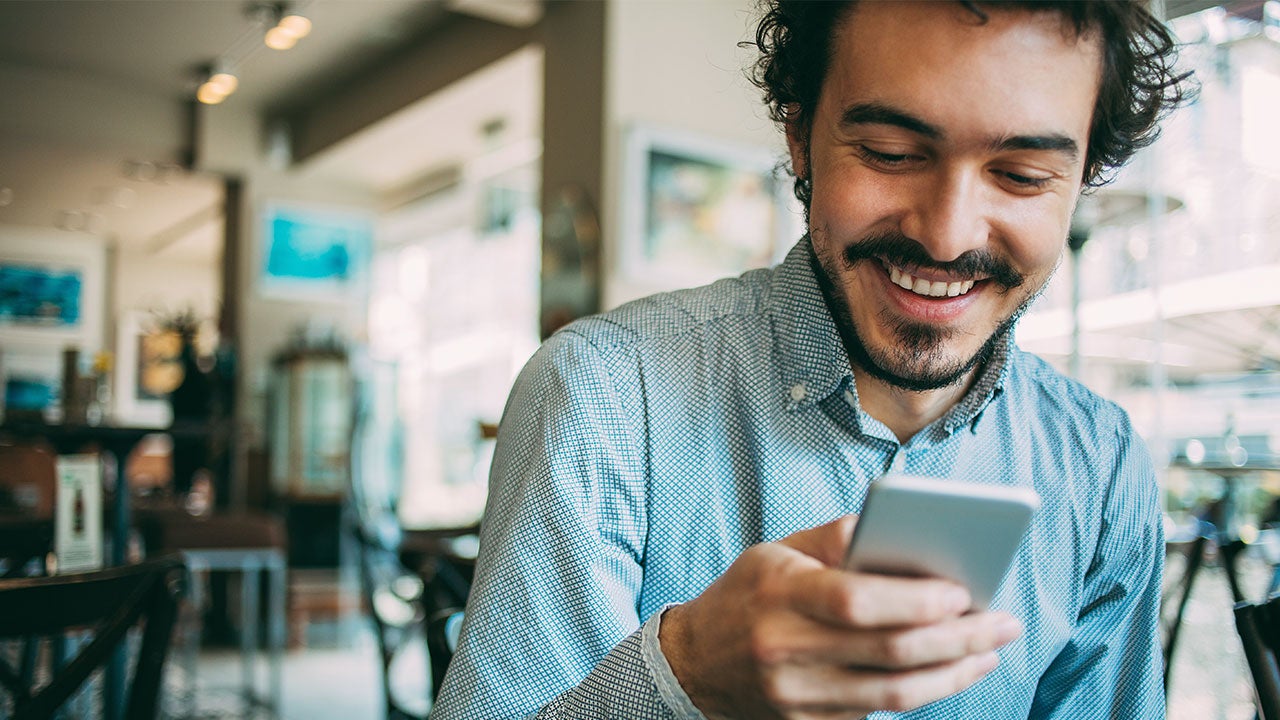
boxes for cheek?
[810,164,903,233]
[1002,204,1071,276]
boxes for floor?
[161,546,1267,720]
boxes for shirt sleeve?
[1028,414,1166,719]
[430,330,683,719]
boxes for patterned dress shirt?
[430,239,1165,719]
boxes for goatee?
[811,231,1042,393]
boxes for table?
[179,547,287,717]
[0,419,211,720]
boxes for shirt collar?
[766,238,852,412]
[766,236,1013,435]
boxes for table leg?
[105,445,133,720]
[269,554,286,716]
[241,560,261,711]
[185,563,207,717]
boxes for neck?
[852,364,978,443]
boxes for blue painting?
[0,263,82,327]
[4,376,56,411]
[262,207,371,295]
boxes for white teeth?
[886,265,978,298]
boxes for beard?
[811,229,1047,393]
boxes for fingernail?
[996,615,1023,641]
[975,651,1000,673]
[946,587,971,613]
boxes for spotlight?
[264,7,311,50]
[196,64,239,105]
[207,71,238,95]
[264,25,298,50]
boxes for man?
[433,1,1190,718]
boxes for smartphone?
[842,475,1041,610]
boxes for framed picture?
[259,203,373,301]
[0,348,62,422]
[619,124,802,290]
[112,311,175,427]
[0,230,106,352]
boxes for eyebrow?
[840,101,1080,161]
[841,102,942,139]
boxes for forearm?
[533,611,694,719]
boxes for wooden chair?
[426,607,464,699]
[0,555,186,720]
[1234,593,1280,720]
[0,443,58,579]
[353,516,430,719]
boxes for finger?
[767,649,1001,714]
[785,568,971,628]
[757,610,1022,669]
[778,515,858,567]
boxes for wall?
[602,0,790,308]
[197,101,378,448]
[113,250,220,322]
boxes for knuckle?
[838,585,872,625]
[876,682,915,713]
[758,669,792,708]
[879,632,916,667]
[748,622,786,666]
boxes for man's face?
[790,1,1101,391]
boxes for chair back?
[427,608,464,699]
[1235,594,1280,720]
[351,516,429,719]
[0,443,57,519]
[0,555,186,720]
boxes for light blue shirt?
[431,239,1164,719]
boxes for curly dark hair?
[749,0,1195,209]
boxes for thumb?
[776,514,858,567]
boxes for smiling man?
[432,2,1190,719]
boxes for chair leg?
[1165,532,1209,692]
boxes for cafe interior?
[0,0,1278,718]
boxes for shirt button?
[789,384,807,402]
[890,451,907,474]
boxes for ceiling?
[0,0,1255,266]
[0,0,541,262]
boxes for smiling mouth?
[883,262,979,298]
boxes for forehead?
[824,1,1103,146]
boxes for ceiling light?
[207,71,238,96]
[264,25,298,50]
[264,5,310,50]
[278,13,311,39]
[197,81,230,105]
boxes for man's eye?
[1000,171,1053,189]
[856,146,916,167]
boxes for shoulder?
[1003,347,1157,507]
[554,267,774,358]
[1004,348,1131,434]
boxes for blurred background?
[0,0,1276,718]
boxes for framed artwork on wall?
[258,203,373,302]
[0,230,106,352]
[112,311,174,427]
[618,124,802,291]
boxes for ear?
[783,105,809,180]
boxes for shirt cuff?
[641,603,709,720]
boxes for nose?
[898,168,990,263]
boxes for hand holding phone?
[843,475,1040,610]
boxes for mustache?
[842,232,1025,290]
